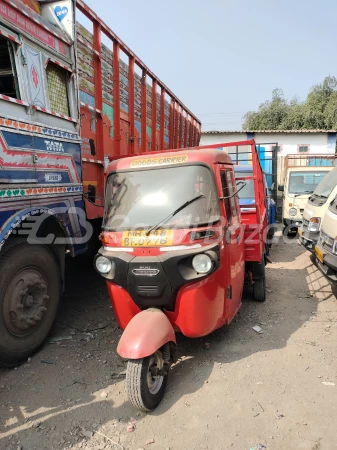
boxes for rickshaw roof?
[106,147,234,173]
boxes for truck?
[278,155,336,234]
[0,0,201,367]
[315,194,337,285]
[299,165,337,252]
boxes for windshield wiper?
[294,190,314,197]
[146,194,204,236]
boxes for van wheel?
[253,278,266,302]
[126,350,168,411]
[0,243,61,368]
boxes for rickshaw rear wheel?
[252,257,266,302]
[253,278,266,302]
[126,349,169,411]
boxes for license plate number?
[315,246,324,263]
[122,230,173,247]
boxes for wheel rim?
[3,268,49,337]
[147,351,164,395]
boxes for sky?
[84,0,337,131]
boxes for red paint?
[106,282,141,329]
[160,88,165,149]
[151,79,157,151]
[117,309,176,359]
[113,40,121,157]
[128,56,135,154]
[141,68,147,152]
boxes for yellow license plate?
[298,228,303,237]
[315,246,324,263]
[122,230,174,247]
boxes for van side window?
[220,170,232,223]
[0,37,20,99]
[46,62,69,116]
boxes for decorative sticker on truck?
[130,155,188,168]
[0,0,67,55]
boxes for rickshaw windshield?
[103,165,220,230]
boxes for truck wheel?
[0,243,61,368]
[253,278,266,302]
[126,350,168,411]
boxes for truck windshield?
[312,167,337,198]
[234,171,255,201]
[288,171,330,195]
[103,165,220,230]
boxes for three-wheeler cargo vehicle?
[95,140,268,411]
[299,166,337,253]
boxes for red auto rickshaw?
[95,140,267,411]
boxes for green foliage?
[243,76,337,130]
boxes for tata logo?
[45,173,62,183]
[132,267,160,276]
[45,141,65,153]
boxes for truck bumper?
[299,230,319,253]
[315,245,337,285]
[283,218,302,229]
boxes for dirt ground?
[1,232,337,450]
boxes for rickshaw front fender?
[117,308,176,360]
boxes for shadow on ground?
[1,239,335,449]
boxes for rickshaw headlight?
[192,254,213,274]
[96,256,114,275]
[289,208,297,217]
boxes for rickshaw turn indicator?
[95,140,269,411]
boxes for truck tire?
[0,242,61,368]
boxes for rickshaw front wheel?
[126,350,169,411]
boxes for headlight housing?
[192,254,213,274]
[308,217,321,233]
[333,239,337,255]
[289,208,297,217]
[95,256,115,275]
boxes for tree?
[242,76,337,130]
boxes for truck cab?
[299,166,337,252]
[279,156,335,233]
[315,196,337,285]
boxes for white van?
[299,166,337,252]
[279,166,332,233]
[315,198,337,285]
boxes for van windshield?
[288,171,330,195]
[103,165,220,230]
[313,167,337,198]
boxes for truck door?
[220,169,245,322]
